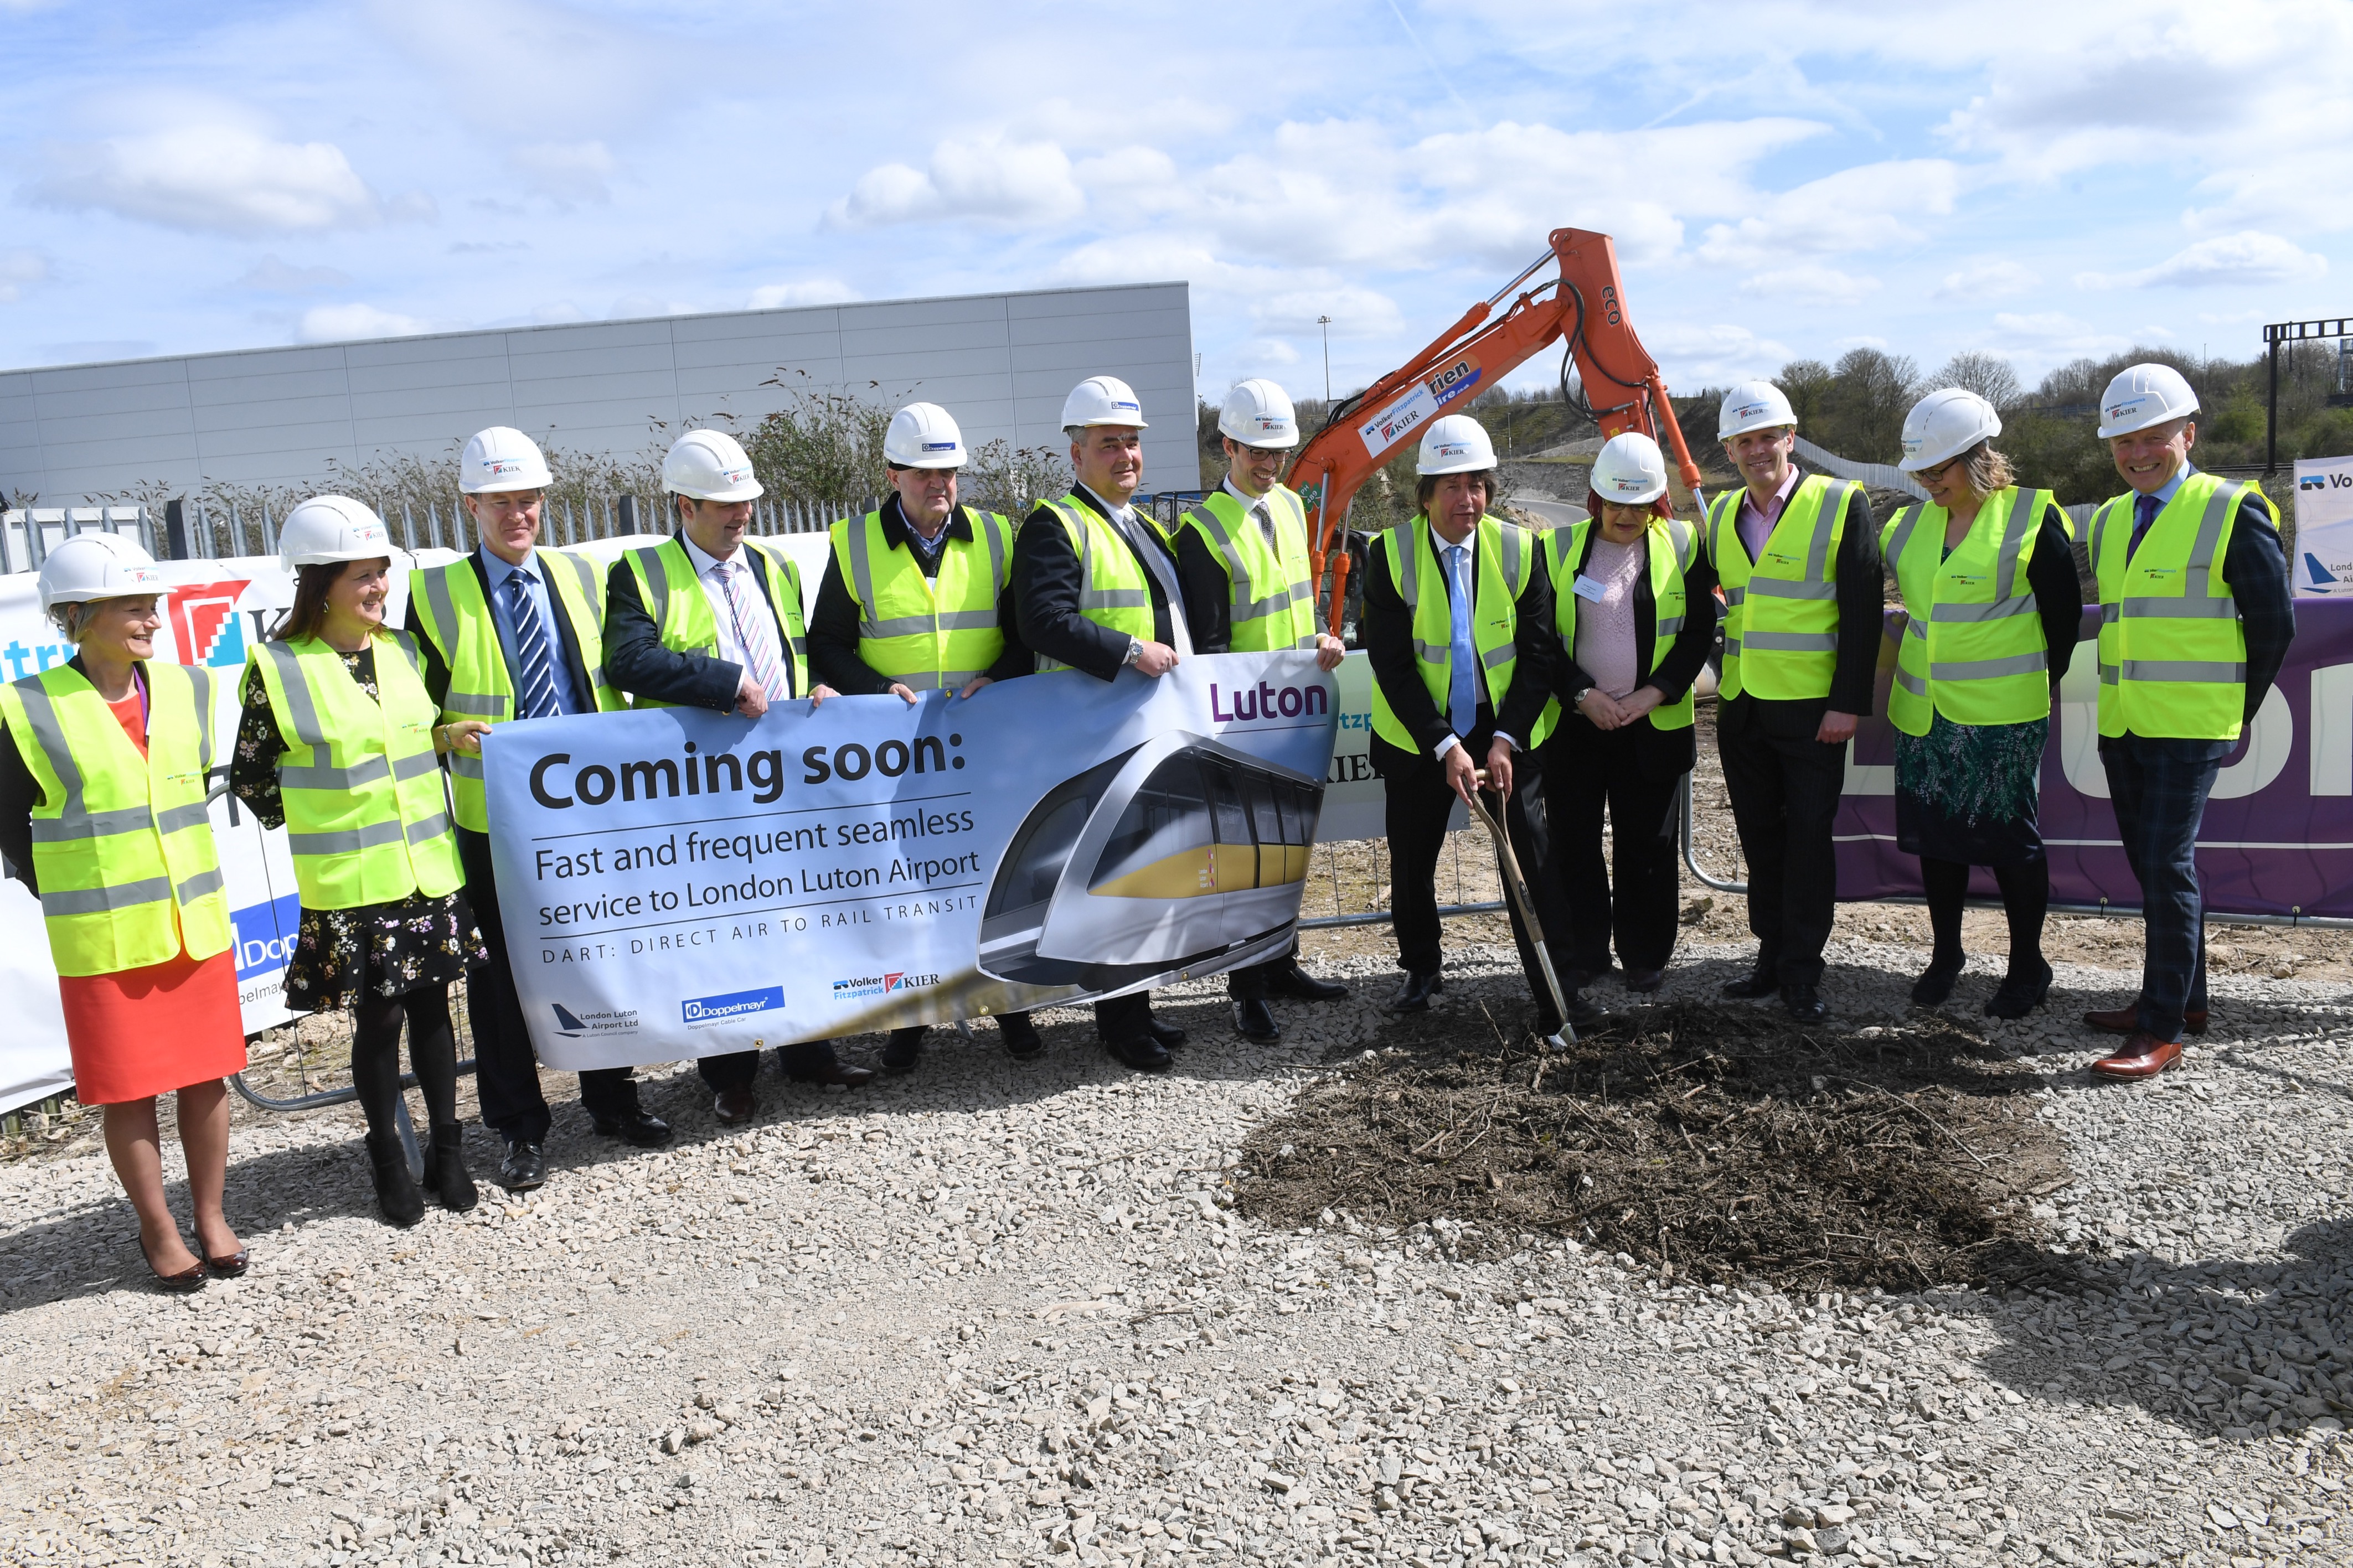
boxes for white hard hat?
[1060,375,1148,431]
[280,495,396,572]
[1219,379,1298,449]
[1899,388,2003,472]
[460,426,553,494]
[884,402,966,469]
[1718,381,1798,441]
[662,428,763,503]
[1416,414,1497,477]
[1590,432,1669,506]
[37,533,166,614]
[2096,363,2200,439]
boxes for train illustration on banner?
[978,732,1325,992]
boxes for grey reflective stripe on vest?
[11,678,86,819]
[278,755,391,791]
[1185,502,1307,621]
[2088,494,2125,576]
[2119,659,2247,684]
[156,800,209,834]
[1743,577,1835,601]
[1895,666,1928,697]
[30,804,148,842]
[260,642,332,758]
[1810,482,1853,579]
[42,877,171,917]
[450,753,483,782]
[1932,598,2037,623]
[443,691,506,716]
[1498,523,1524,589]
[555,550,605,636]
[1883,505,1923,571]
[1931,650,2047,681]
[418,562,464,668]
[1996,490,2044,601]
[2184,482,2243,599]
[188,665,215,778]
[287,810,448,856]
[176,866,224,903]
[845,511,885,638]
[632,546,673,632]
[1663,515,1694,568]
[1655,615,1686,637]
[2108,597,2237,620]
[386,629,423,674]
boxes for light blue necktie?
[504,571,564,720]
[1445,544,1475,736]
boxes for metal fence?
[0,494,889,573]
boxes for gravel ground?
[5,933,2351,1568]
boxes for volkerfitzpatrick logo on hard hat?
[1612,478,1644,493]
[486,458,524,476]
[127,566,164,584]
[722,467,750,484]
[922,441,956,452]
[1437,443,1471,458]
[2107,396,2148,422]
[1735,402,1770,422]
[1113,399,1139,411]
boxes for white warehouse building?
[0,281,1200,507]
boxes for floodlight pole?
[1318,316,1333,404]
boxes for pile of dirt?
[1235,1001,2074,1293]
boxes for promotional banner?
[483,651,1341,1070]
[1834,601,2353,917]
[2294,454,2353,597]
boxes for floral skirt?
[284,889,487,1012]
[1893,713,2048,867]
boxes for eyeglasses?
[1915,456,1965,485]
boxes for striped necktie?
[718,560,789,701]
[503,570,564,720]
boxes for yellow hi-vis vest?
[1537,515,1699,736]
[2090,470,2274,742]
[1879,488,2066,736]
[409,549,625,832]
[621,535,809,707]
[1027,493,1170,674]
[1176,485,1321,651]
[828,505,1014,689]
[1370,513,1554,752]
[0,663,229,976]
[1707,475,1860,701]
[249,633,462,911]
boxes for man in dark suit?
[404,427,667,1193]
[1360,413,1596,1036]
[601,428,874,1124]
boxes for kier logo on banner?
[163,578,252,669]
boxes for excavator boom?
[1290,228,1709,636]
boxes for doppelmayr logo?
[682,985,784,1026]
[231,893,301,981]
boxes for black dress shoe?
[367,1131,426,1228]
[499,1141,548,1192]
[1564,965,1614,991]
[1232,998,1281,1042]
[1390,971,1444,1011]
[1265,961,1348,1002]
[792,1060,878,1088]
[1145,1014,1186,1047]
[425,1125,478,1214]
[1782,984,1829,1023]
[881,1026,927,1075]
[1720,969,1779,1000]
[713,1086,756,1125]
[1622,967,1664,994]
[1984,959,2053,1020]
[1909,954,1964,1007]
[1106,1034,1173,1072]
[590,1110,673,1148]
[1536,993,1607,1037]
[1000,1011,1045,1058]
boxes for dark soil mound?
[1235,1001,2072,1293]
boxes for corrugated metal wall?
[0,282,1200,501]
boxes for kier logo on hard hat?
[2106,397,2149,423]
[485,458,526,476]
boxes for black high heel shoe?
[139,1234,207,1293]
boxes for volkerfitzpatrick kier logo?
[831,971,938,1001]
[682,986,784,1026]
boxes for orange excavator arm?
[1290,227,1709,636]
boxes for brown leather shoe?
[2089,1032,2182,1080]
[791,1062,876,1089]
[2084,1001,2207,1036]
[713,1086,756,1124]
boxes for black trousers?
[698,1039,841,1091]
[1716,697,1846,988]
[1371,733,1566,1015]
[1541,724,1686,973]
[457,827,639,1146]
[1228,938,1298,1000]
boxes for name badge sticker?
[1571,574,1609,603]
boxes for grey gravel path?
[3,938,2350,1567]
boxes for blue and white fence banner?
[483,651,1343,1071]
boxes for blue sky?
[6,0,2351,403]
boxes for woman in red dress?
[0,535,250,1291]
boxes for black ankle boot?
[427,1125,477,1213]
[1910,953,1964,1007]
[367,1132,426,1228]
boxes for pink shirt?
[1572,537,1647,700]
[1735,465,1802,563]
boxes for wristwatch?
[1572,686,1595,707]
[1123,636,1144,666]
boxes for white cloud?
[1695,159,1963,267]
[508,141,616,204]
[1932,258,2039,303]
[1737,265,1880,307]
[0,248,50,303]
[2077,231,2328,289]
[29,118,387,235]
[297,303,436,343]
[748,280,860,309]
[367,0,682,139]
[825,134,1085,227]
[234,255,350,293]
[1642,323,1794,388]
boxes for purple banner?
[1833,601,2352,919]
